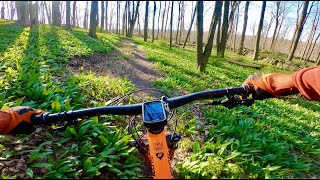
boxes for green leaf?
[51,98,61,111]
[26,168,34,178]
[31,163,54,168]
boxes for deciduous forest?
[0,1,319,179]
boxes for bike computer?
[142,99,169,133]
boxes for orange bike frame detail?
[147,130,173,179]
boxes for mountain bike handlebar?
[31,86,254,125]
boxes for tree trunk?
[262,16,273,49]
[269,1,280,51]
[175,1,181,44]
[179,1,185,45]
[89,1,98,38]
[253,1,266,60]
[144,1,149,41]
[30,1,39,26]
[138,10,141,36]
[216,17,221,52]
[118,2,120,36]
[101,1,104,32]
[152,1,156,42]
[287,1,309,62]
[83,1,89,29]
[304,32,320,65]
[72,1,76,27]
[52,1,61,26]
[164,1,170,39]
[105,1,108,31]
[156,1,161,39]
[122,1,127,35]
[196,1,204,70]
[66,1,71,30]
[44,1,51,24]
[116,1,119,35]
[233,5,239,52]
[197,1,223,72]
[169,0,174,48]
[227,1,240,40]
[217,1,229,58]
[160,1,167,39]
[1,2,4,19]
[239,1,250,55]
[127,1,140,38]
[16,1,29,26]
[183,4,196,48]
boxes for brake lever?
[207,94,254,109]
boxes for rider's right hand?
[242,73,298,100]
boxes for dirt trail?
[68,38,164,89]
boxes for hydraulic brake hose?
[31,86,253,125]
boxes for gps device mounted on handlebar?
[142,96,170,134]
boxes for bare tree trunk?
[156,1,161,39]
[44,1,51,24]
[122,1,127,35]
[233,5,239,52]
[127,1,140,38]
[10,1,15,20]
[160,1,167,39]
[89,1,98,37]
[183,4,196,48]
[227,1,240,40]
[179,1,185,45]
[72,1,76,27]
[217,1,229,58]
[253,0,266,60]
[216,17,221,52]
[287,1,309,62]
[262,16,273,49]
[116,1,119,34]
[83,1,89,29]
[105,1,108,31]
[239,1,250,55]
[169,0,174,48]
[175,1,181,44]
[197,1,223,72]
[138,10,141,36]
[152,1,156,42]
[16,1,29,26]
[269,1,281,51]
[52,1,61,26]
[144,1,149,41]
[101,1,104,32]
[304,32,320,65]
[66,1,71,29]
[118,2,120,36]
[164,1,170,39]
[1,2,4,19]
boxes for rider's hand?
[0,106,43,135]
[242,73,298,100]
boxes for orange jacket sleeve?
[292,65,320,102]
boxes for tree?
[144,1,149,41]
[156,1,162,39]
[127,1,140,38]
[16,1,29,26]
[52,1,61,26]
[253,1,266,60]
[164,1,170,39]
[217,1,230,58]
[65,1,71,30]
[152,1,156,42]
[105,1,108,31]
[89,1,98,38]
[1,2,4,19]
[175,1,181,44]
[239,1,250,54]
[101,1,104,32]
[30,1,39,26]
[183,4,196,48]
[83,1,89,29]
[169,0,174,48]
[197,1,223,72]
[72,1,76,27]
[160,1,167,39]
[287,1,309,62]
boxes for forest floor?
[68,37,165,90]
